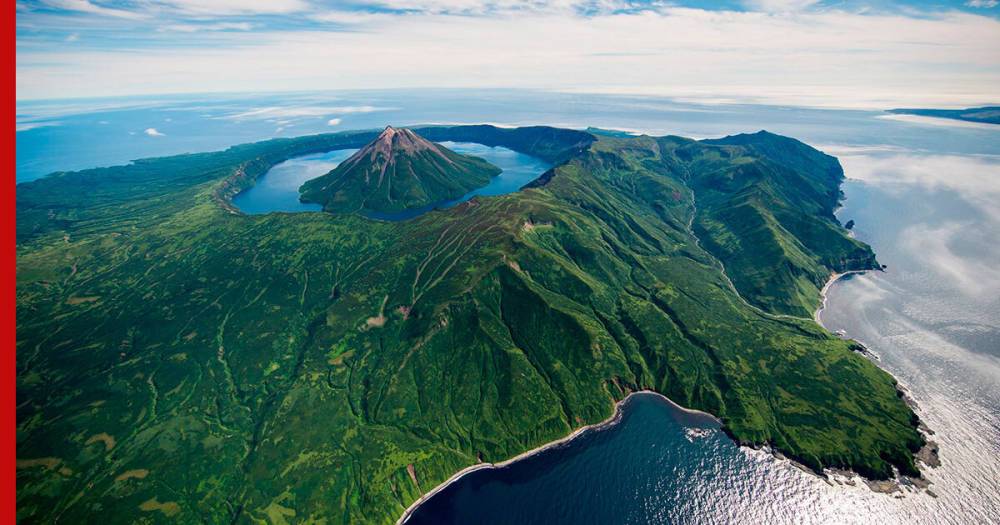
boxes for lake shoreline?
[234,142,550,218]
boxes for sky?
[14,0,1000,108]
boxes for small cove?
[232,142,550,218]
[403,393,735,525]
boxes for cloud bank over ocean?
[15,1,1000,107]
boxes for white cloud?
[355,0,667,16]
[838,152,1000,224]
[158,22,253,33]
[327,118,342,126]
[836,149,1000,301]
[965,0,998,8]
[65,32,79,42]
[814,144,907,156]
[876,113,1000,130]
[360,1,554,15]
[147,0,310,16]
[39,0,308,21]
[144,127,165,136]
[16,7,1000,108]
[311,11,396,25]
[41,0,148,20]
[742,0,820,12]
[899,222,1000,298]
[16,121,60,131]
[219,106,389,120]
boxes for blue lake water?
[232,149,356,214]
[16,90,1000,523]
[232,142,550,219]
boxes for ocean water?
[16,89,1000,523]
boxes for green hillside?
[16,125,922,524]
[299,126,501,214]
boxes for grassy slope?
[16,126,922,524]
[692,132,881,316]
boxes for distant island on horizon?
[887,106,1000,125]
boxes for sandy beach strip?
[814,270,868,324]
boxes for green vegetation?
[300,126,501,214]
[887,106,1000,125]
[16,125,923,524]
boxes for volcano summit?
[300,126,501,214]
